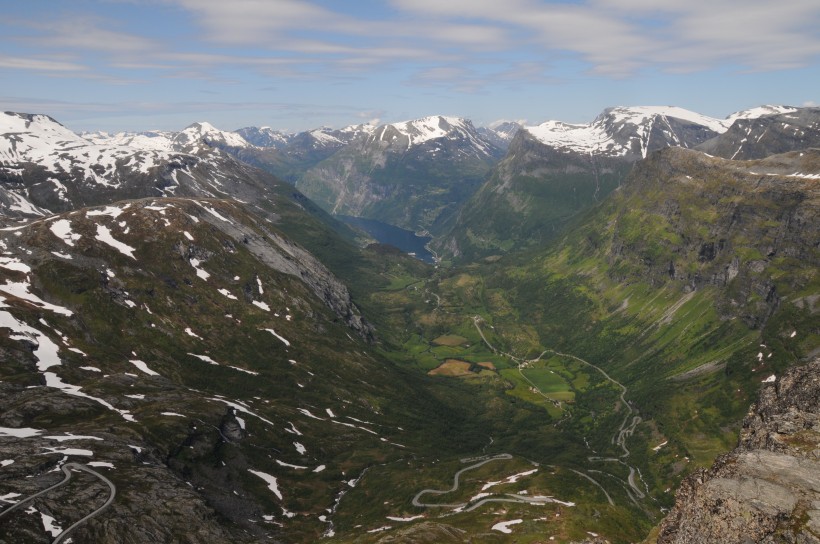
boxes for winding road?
[412,454,512,508]
[471,315,648,501]
[412,454,576,512]
[0,462,116,544]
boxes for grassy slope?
[482,148,819,487]
[338,148,818,542]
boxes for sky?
[1,0,819,133]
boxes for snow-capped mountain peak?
[308,127,345,146]
[725,105,799,124]
[0,112,174,189]
[337,123,377,139]
[525,106,730,159]
[173,121,250,151]
[1,113,87,157]
[363,115,495,158]
[487,121,522,140]
[82,130,175,152]
[234,126,294,149]
[596,106,729,134]
[387,115,472,147]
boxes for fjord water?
[338,215,435,263]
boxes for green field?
[521,367,576,401]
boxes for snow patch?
[387,515,424,522]
[481,468,538,491]
[49,219,81,246]
[218,289,238,300]
[297,408,323,420]
[252,300,271,311]
[188,258,209,280]
[492,519,523,534]
[0,492,21,503]
[0,280,73,316]
[95,224,136,259]
[198,204,233,223]
[249,469,283,500]
[41,447,94,456]
[276,460,307,469]
[86,205,125,218]
[0,310,64,369]
[129,359,160,376]
[0,426,43,438]
[41,512,63,537]
[262,328,290,346]
[0,256,31,273]
[43,433,102,442]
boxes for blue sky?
[1,0,818,133]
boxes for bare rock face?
[656,358,820,544]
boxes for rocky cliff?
[655,358,820,543]
[594,146,820,329]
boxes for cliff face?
[599,147,820,329]
[656,358,820,544]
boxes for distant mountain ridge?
[3,105,806,256]
[698,107,820,160]
[234,126,293,149]
[294,115,505,233]
[436,105,803,261]
[525,106,726,159]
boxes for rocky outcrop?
[656,358,820,544]
[198,200,375,340]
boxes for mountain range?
[434,105,802,260]
[0,103,818,543]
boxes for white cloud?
[2,0,819,103]
[390,0,820,74]
[0,56,85,72]
[32,17,158,54]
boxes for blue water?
[338,216,435,264]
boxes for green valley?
[0,109,817,544]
